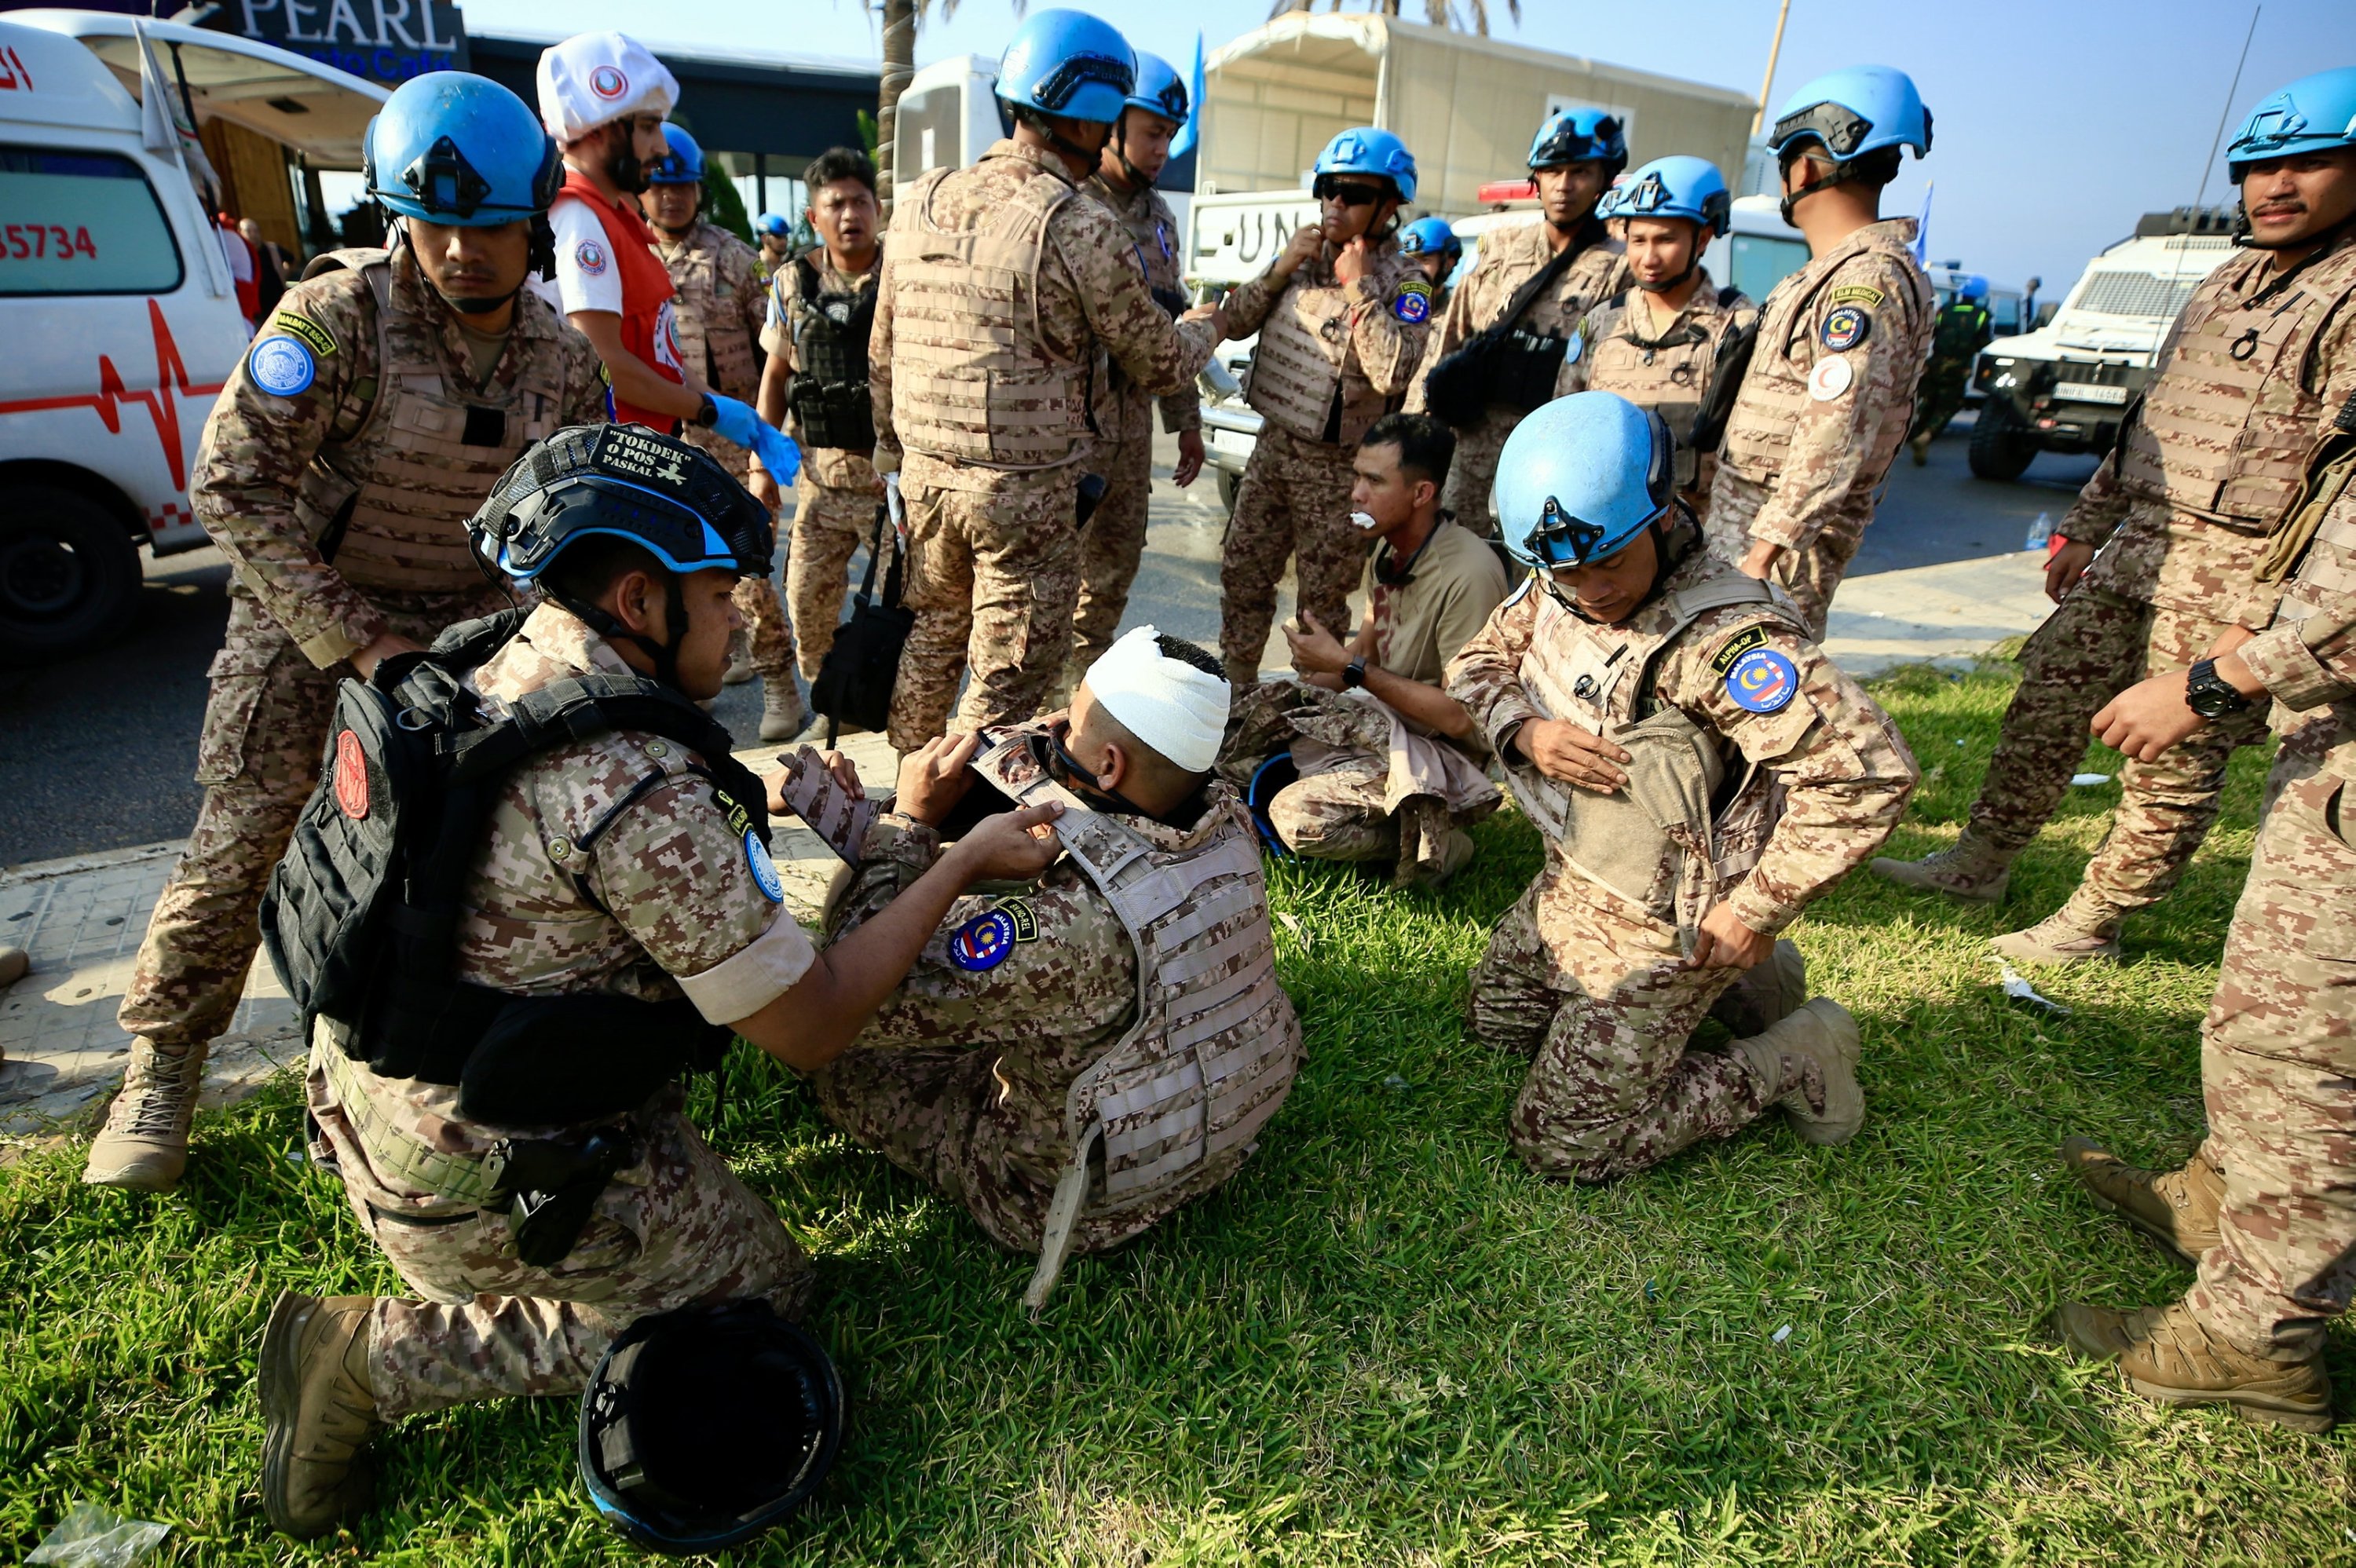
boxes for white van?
[0,13,382,662]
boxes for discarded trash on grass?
[27,1504,170,1568]
[1771,1324,1793,1345]
[1276,912,1308,947]
[1996,961,2072,1015]
[1382,1074,1410,1091]
[2070,773,2112,787]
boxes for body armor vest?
[1583,285,1755,492]
[887,163,1092,470]
[969,727,1301,1309]
[1505,573,1795,942]
[1721,225,1930,483]
[2117,239,2356,530]
[289,249,568,597]
[1246,246,1416,446]
[661,224,761,403]
[785,254,879,453]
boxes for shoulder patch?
[1708,624,1770,674]
[1827,283,1885,309]
[1725,647,1799,714]
[993,896,1041,943]
[744,831,785,903]
[1808,355,1855,401]
[270,312,336,358]
[1392,280,1433,323]
[1820,304,1871,352]
[1563,327,1584,364]
[948,905,1027,972]
[575,239,609,276]
[712,785,755,840]
[247,334,316,397]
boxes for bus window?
[1728,232,1808,300]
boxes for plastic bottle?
[2023,510,2053,551]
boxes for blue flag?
[1171,31,1205,159]
[1912,181,1933,265]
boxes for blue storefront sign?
[211,0,468,86]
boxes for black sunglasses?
[1313,175,1387,207]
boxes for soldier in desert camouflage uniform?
[871,11,1226,752]
[1706,66,1936,638]
[755,148,888,707]
[86,74,610,1194]
[1407,107,1630,533]
[641,123,807,740]
[2051,296,2356,1431]
[1874,82,2356,963]
[1447,395,1917,1181]
[1072,52,1208,686]
[1216,126,1432,686]
[255,426,1066,1538]
[814,627,1300,1306]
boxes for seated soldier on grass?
[804,627,1302,1308]
[1220,412,1510,888]
[1446,392,1919,1182]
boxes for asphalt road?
[0,415,2099,872]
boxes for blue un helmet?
[1959,274,1988,302]
[1769,65,1932,163]
[1612,155,1733,236]
[1127,49,1189,125]
[754,211,789,240]
[997,9,1136,126]
[1494,393,1676,573]
[646,123,704,185]
[1313,126,1418,204]
[1527,106,1628,176]
[364,71,561,225]
[2226,68,2356,180]
[1399,216,1462,263]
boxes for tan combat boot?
[82,1036,207,1191]
[759,682,809,743]
[1909,431,1931,466]
[1868,829,2014,905]
[261,1291,386,1537]
[2060,1138,2223,1265]
[2051,1298,2332,1433]
[1735,997,1864,1146]
[723,627,757,685]
[1993,911,2121,966]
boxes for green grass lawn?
[4,663,2351,1566]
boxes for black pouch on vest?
[1419,238,1584,429]
[497,1128,638,1267]
[1074,472,1109,529]
[810,503,913,742]
[457,992,729,1127]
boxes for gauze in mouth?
[1349,510,1381,532]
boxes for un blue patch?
[248,334,316,397]
[1725,647,1799,714]
[1562,328,1583,365]
[949,908,1019,971]
[744,830,784,903]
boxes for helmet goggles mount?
[1029,51,1135,115]
[1136,75,1187,123]
[399,135,494,220]
[1529,111,1626,172]
[1617,170,1734,236]
[1771,101,1878,162]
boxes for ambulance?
[0,11,382,662]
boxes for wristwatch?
[2184,658,2252,718]
[1341,657,1367,689]
[692,392,718,429]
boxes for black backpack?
[806,503,912,744]
[260,609,774,1125]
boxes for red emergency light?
[1477,178,1537,205]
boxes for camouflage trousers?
[1268,758,1398,861]
[1438,407,1514,538]
[1071,421,1154,674]
[787,471,887,682]
[1468,863,1780,1181]
[730,572,798,686]
[2183,755,2356,1359]
[1963,585,2270,934]
[1703,470,1867,640]
[307,1054,810,1420]
[118,586,500,1050]
[890,473,1081,754]
[1220,425,1368,685]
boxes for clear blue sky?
[463,0,2356,288]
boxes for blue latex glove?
[704,394,802,488]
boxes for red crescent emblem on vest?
[334,729,369,820]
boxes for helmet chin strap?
[547,576,693,691]
[1778,159,1854,225]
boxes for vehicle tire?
[1216,468,1241,514]
[0,484,145,663]
[1967,405,2038,481]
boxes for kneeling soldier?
[1222,412,1509,886]
[810,627,1302,1307]
[253,427,1062,1537]
[1446,393,1918,1180]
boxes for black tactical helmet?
[579,1299,845,1556]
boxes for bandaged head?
[1083,626,1229,774]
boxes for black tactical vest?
[260,609,774,1124]
[786,254,878,453]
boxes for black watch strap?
[693,392,718,429]
[1342,657,1367,689]
[2185,658,2252,718]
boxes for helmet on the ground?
[470,425,775,583]
[646,123,704,185]
[755,210,789,239]
[1126,49,1189,125]
[1398,216,1462,262]
[1527,106,1628,176]
[1313,126,1417,204]
[1493,393,1675,571]
[996,9,1136,125]
[2226,68,2356,181]
[364,71,561,226]
[1608,155,1733,236]
[1958,274,1988,302]
[1769,66,1932,161]
[580,1299,844,1557]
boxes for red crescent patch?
[333,729,370,820]
[590,64,628,100]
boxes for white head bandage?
[537,32,679,144]
[1083,625,1230,775]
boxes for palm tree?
[1266,0,1520,36]
[874,0,1027,217]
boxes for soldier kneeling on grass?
[251,426,1063,1538]
[796,626,1304,1309]
[1444,392,1919,1180]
